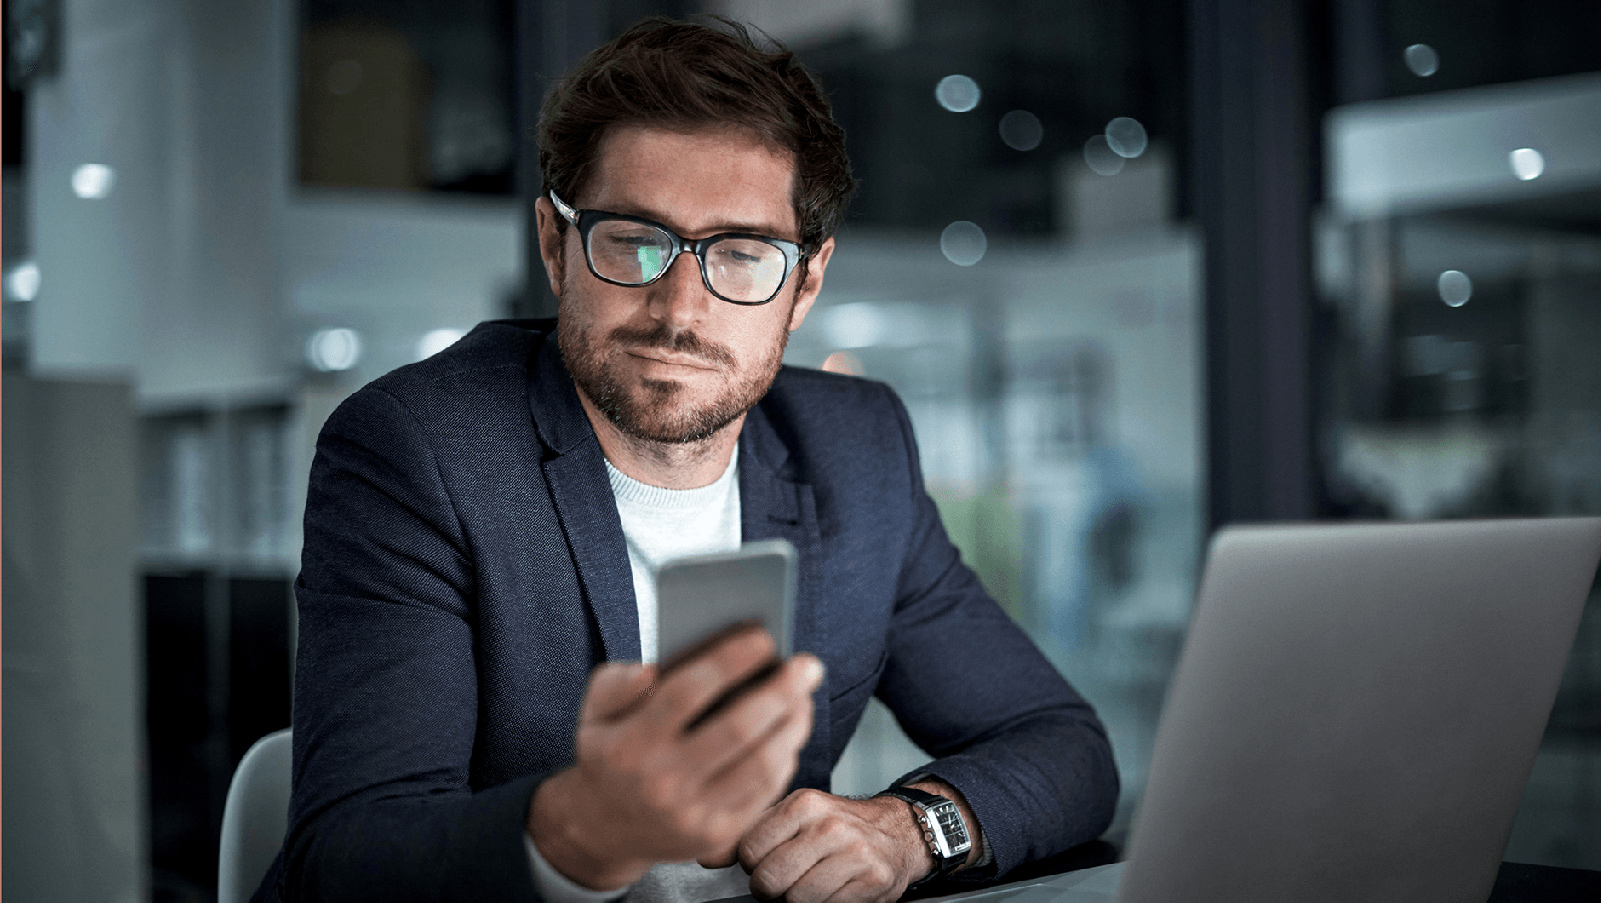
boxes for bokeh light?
[999,110,1044,151]
[306,327,363,372]
[1438,270,1472,307]
[935,75,981,113]
[71,164,117,199]
[5,261,41,302]
[1404,43,1439,77]
[940,221,987,266]
[1083,135,1126,175]
[417,328,467,360]
[1105,117,1148,158]
[1510,147,1545,181]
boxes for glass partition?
[1321,70,1601,868]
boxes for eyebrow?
[597,201,796,242]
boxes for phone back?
[654,539,797,665]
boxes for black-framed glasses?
[550,190,805,306]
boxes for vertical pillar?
[1189,0,1317,527]
[515,0,602,319]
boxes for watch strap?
[876,785,947,812]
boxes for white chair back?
[218,728,293,903]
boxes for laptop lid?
[1117,518,1601,903]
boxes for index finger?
[643,625,780,734]
[581,661,658,722]
[657,620,771,675]
[737,789,814,873]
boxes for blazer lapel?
[527,331,640,663]
[739,402,832,791]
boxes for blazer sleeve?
[277,385,547,903]
[873,388,1120,880]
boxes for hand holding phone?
[528,628,824,890]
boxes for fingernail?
[802,657,825,687]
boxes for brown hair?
[537,16,855,266]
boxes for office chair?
[218,728,292,903]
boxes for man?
[267,17,1117,903]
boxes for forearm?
[285,776,545,903]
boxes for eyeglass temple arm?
[549,190,579,224]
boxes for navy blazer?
[267,319,1117,902]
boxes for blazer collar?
[524,319,595,457]
[735,396,803,522]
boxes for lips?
[604,322,737,369]
[626,348,716,370]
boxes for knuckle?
[793,788,828,815]
[773,787,807,819]
[868,860,895,886]
[737,834,760,866]
[746,629,777,658]
[818,816,850,843]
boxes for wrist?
[528,769,652,891]
[870,795,938,884]
[907,780,982,870]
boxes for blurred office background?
[3,0,1599,900]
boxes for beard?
[558,305,790,445]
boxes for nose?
[646,247,713,329]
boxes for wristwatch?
[875,785,972,888]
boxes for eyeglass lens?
[587,219,788,304]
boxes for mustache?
[609,323,736,368]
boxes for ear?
[534,197,568,298]
[786,236,834,333]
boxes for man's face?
[537,125,834,445]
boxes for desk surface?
[911,842,1601,903]
[712,839,1600,903]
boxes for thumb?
[696,843,739,870]
[582,661,657,722]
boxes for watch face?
[928,800,971,858]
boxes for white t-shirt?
[606,454,742,664]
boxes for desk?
[712,839,1600,902]
[904,840,1601,903]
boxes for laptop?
[929,517,1601,903]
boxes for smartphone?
[654,539,797,669]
